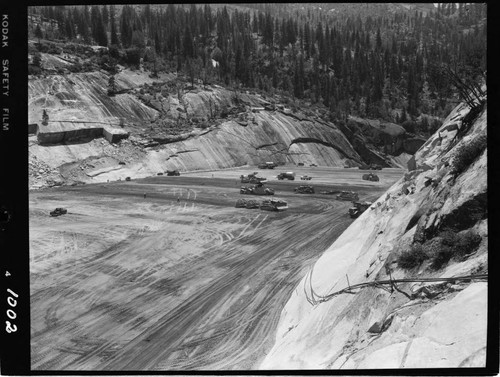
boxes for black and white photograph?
[1,2,496,374]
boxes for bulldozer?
[294,185,315,194]
[240,172,266,184]
[260,199,288,211]
[50,207,67,217]
[362,173,379,182]
[235,199,248,208]
[348,201,372,218]
[240,182,275,195]
[246,199,259,209]
[336,191,359,201]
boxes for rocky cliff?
[28,69,379,188]
[260,99,488,369]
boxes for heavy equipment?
[295,185,315,194]
[167,170,180,176]
[336,191,359,201]
[260,199,288,211]
[277,172,295,180]
[240,182,275,195]
[50,208,67,217]
[240,172,266,183]
[349,201,372,218]
[300,175,312,180]
[362,173,380,181]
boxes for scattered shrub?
[399,229,483,271]
[397,244,428,269]
[451,134,487,176]
[430,229,483,270]
[28,64,42,75]
[453,231,482,260]
[430,246,453,270]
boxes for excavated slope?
[28,71,363,188]
[260,101,488,369]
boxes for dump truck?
[295,185,315,194]
[277,172,295,180]
[167,170,180,176]
[50,207,67,217]
[336,191,359,201]
[300,175,312,180]
[349,201,372,218]
[260,199,288,211]
[362,173,380,181]
[240,182,275,195]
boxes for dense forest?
[28,3,487,134]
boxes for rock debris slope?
[260,100,487,369]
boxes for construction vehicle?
[240,182,275,195]
[266,162,277,169]
[240,172,266,183]
[277,172,295,180]
[235,199,260,208]
[157,172,163,176]
[336,191,359,201]
[125,177,131,181]
[246,199,259,209]
[349,201,372,218]
[310,163,318,167]
[297,162,304,166]
[235,199,248,208]
[50,207,67,217]
[167,170,180,176]
[295,185,315,194]
[260,198,288,211]
[300,175,312,180]
[258,163,268,169]
[362,173,380,181]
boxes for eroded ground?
[30,167,403,370]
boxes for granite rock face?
[260,101,488,370]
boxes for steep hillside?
[260,99,487,369]
[28,68,404,189]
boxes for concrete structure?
[36,121,129,145]
[103,126,130,143]
[28,123,38,134]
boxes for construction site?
[29,166,403,370]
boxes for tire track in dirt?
[30,170,401,370]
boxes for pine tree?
[110,5,119,46]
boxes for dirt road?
[30,167,403,370]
